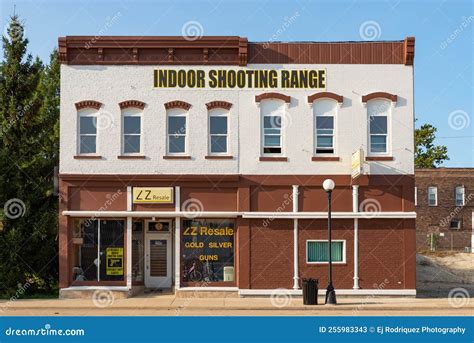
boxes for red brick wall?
[298,219,354,289]
[359,219,415,289]
[248,219,294,289]
[246,218,415,290]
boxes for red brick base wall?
[246,218,416,290]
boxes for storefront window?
[132,221,144,282]
[72,219,99,281]
[100,220,125,281]
[182,219,234,283]
[72,219,125,283]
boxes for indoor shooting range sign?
[154,68,326,89]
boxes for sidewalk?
[1,295,472,316]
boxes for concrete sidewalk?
[0,295,472,316]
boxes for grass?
[417,249,464,257]
[0,291,58,300]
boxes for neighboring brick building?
[415,168,474,252]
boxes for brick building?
[58,35,417,298]
[415,168,474,251]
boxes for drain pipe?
[126,186,133,291]
[292,185,300,290]
[352,185,360,289]
[175,186,181,290]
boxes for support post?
[174,186,181,289]
[292,185,300,290]
[126,186,132,290]
[471,212,474,253]
[352,185,360,289]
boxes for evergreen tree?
[0,15,59,296]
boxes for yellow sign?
[106,247,123,276]
[351,148,364,179]
[154,69,326,89]
[132,187,174,204]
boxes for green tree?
[0,15,59,296]
[414,123,449,168]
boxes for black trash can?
[302,278,318,305]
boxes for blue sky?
[1,0,473,167]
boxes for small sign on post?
[351,148,364,180]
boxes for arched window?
[167,108,187,155]
[122,108,142,154]
[313,99,337,155]
[367,99,391,154]
[260,99,286,155]
[78,108,98,155]
[208,108,229,155]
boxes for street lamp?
[323,178,337,305]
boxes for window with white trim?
[122,109,142,154]
[209,109,228,155]
[78,108,98,154]
[428,186,437,206]
[368,99,390,154]
[314,99,337,155]
[261,100,285,155]
[455,186,465,207]
[449,219,461,230]
[306,240,346,263]
[167,109,187,154]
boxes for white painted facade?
[60,64,414,175]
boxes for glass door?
[144,220,172,288]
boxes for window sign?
[106,247,124,276]
[182,219,234,283]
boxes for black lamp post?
[323,178,337,305]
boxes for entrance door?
[145,233,172,288]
